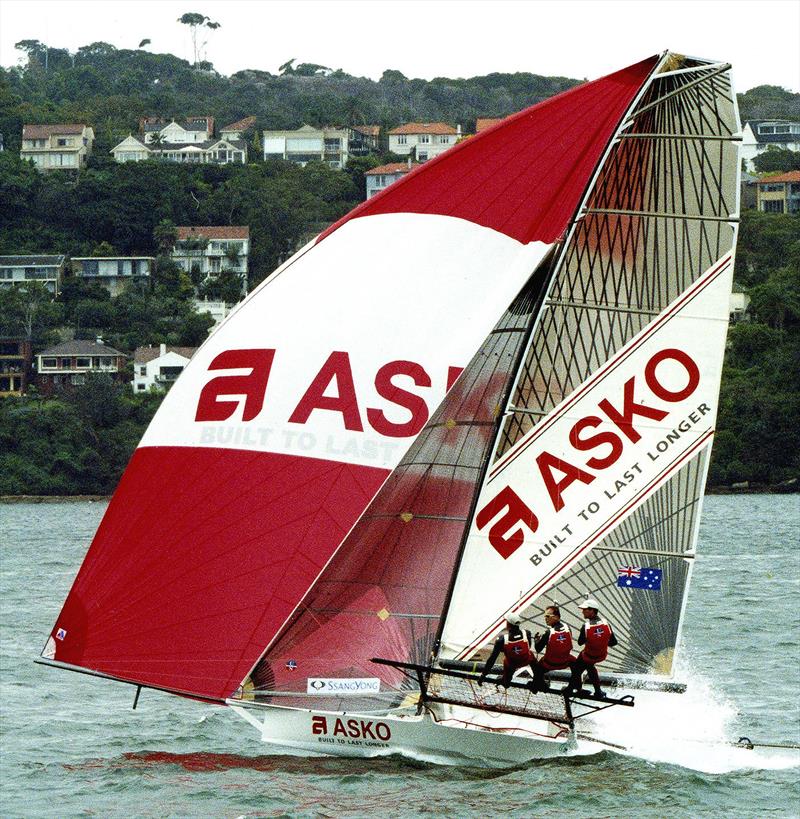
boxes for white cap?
[579,597,600,610]
[506,612,521,626]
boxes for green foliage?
[753,148,800,173]
[737,85,800,122]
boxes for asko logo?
[311,715,392,741]
[195,349,463,439]
[476,347,701,559]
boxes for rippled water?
[1,495,798,817]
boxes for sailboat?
[40,51,740,766]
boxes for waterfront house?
[172,226,249,296]
[262,125,350,168]
[20,124,94,171]
[365,162,419,199]
[387,123,460,162]
[72,256,154,296]
[740,120,800,172]
[0,255,65,296]
[0,337,32,396]
[132,344,197,392]
[36,339,127,393]
[756,170,800,214]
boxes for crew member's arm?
[608,627,618,648]
[577,625,587,646]
[479,636,504,681]
[534,629,549,653]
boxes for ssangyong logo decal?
[306,677,381,695]
[310,715,392,746]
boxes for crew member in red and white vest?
[565,597,618,698]
[530,604,574,692]
[478,613,534,687]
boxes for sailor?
[530,604,574,692]
[565,597,617,698]
[478,613,534,687]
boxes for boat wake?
[571,668,800,773]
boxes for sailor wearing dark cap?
[478,612,535,688]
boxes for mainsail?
[44,57,658,702]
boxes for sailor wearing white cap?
[564,596,618,698]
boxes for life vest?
[541,623,573,670]
[502,630,532,666]
[580,618,613,664]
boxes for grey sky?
[1,0,798,92]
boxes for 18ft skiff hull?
[228,701,575,766]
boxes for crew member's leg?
[584,663,604,697]
[567,656,587,693]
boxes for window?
[76,357,90,368]
[117,260,127,276]
[82,260,99,275]
[419,135,430,144]
[774,125,790,134]
[418,152,428,161]
[71,374,85,385]
[762,184,784,192]
[438,135,451,143]
[60,358,71,368]
[759,126,774,134]
[0,268,12,279]
[762,200,784,213]
[42,358,57,368]
[139,365,147,376]
[324,138,341,150]
[397,135,407,145]
[137,383,146,390]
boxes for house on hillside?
[388,123,460,162]
[740,120,800,172]
[365,162,419,198]
[262,125,350,168]
[0,255,66,296]
[476,118,503,133]
[20,124,94,171]
[0,337,32,396]
[71,256,154,296]
[132,344,197,392]
[172,226,249,297]
[35,339,127,393]
[756,170,800,213]
[348,125,381,156]
[111,115,249,164]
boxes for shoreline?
[2,485,797,503]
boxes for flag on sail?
[617,567,663,591]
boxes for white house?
[220,116,257,142]
[194,298,232,332]
[0,255,65,295]
[740,120,800,172]
[132,343,197,392]
[20,124,94,171]
[172,226,250,296]
[72,256,154,296]
[387,123,460,162]
[141,116,214,144]
[365,162,419,199]
[263,125,350,168]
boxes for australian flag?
[617,566,662,590]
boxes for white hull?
[228,701,575,766]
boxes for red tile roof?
[389,122,457,136]
[176,226,250,240]
[366,163,420,176]
[221,116,256,132]
[23,124,88,139]
[757,170,800,185]
[476,118,504,133]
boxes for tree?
[153,219,178,255]
[15,39,47,70]
[138,39,151,49]
[0,283,63,346]
[753,148,800,173]
[178,12,221,67]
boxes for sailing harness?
[580,618,613,664]
[539,623,573,670]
